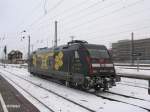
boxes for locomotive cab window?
[88,49,110,59]
[87,46,110,59]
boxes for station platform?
[0,75,39,112]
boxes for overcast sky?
[0,0,150,58]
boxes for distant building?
[8,50,24,64]
[112,38,150,63]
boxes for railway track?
[94,93,150,112]
[0,70,96,112]
[85,90,150,111]
[121,80,147,87]
[1,68,150,112]
[105,91,150,102]
[117,82,148,90]
[0,73,54,112]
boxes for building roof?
[8,50,23,55]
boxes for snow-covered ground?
[0,65,150,112]
[115,66,150,76]
[114,63,150,66]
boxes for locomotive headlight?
[93,70,97,73]
[105,64,114,67]
[92,64,100,67]
[106,64,114,67]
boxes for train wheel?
[31,72,36,76]
[94,84,101,91]
[82,83,90,91]
[103,83,109,91]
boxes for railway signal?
[4,46,7,55]
[3,45,7,68]
[148,80,150,95]
[21,30,31,72]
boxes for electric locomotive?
[29,40,117,91]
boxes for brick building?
[8,50,24,64]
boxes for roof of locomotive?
[32,40,107,54]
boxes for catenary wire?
[63,0,144,30]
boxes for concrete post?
[148,80,150,95]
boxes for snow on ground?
[11,65,150,102]
[1,71,88,112]
[116,66,150,70]
[114,63,150,66]
[0,66,150,112]
[110,81,150,100]
[114,66,150,100]
[115,66,150,76]
[4,76,51,112]
[0,66,149,112]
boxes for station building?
[8,50,24,64]
[112,38,150,63]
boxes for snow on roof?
[8,50,23,55]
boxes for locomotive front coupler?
[92,77,109,91]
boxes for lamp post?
[3,45,7,68]
[131,32,134,65]
[21,30,31,59]
[21,30,31,71]
[0,36,6,67]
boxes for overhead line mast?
[54,21,58,48]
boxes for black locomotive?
[29,40,118,91]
